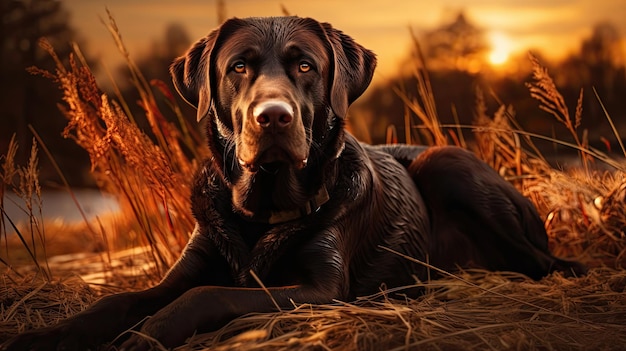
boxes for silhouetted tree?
[554,22,626,139]
[0,0,93,186]
[356,15,626,155]
[355,11,489,144]
[114,23,196,141]
[422,12,488,73]
[141,23,192,82]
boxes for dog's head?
[171,16,375,219]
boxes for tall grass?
[0,136,51,280]
[395,42,626,268]
[1,15,626,351]
[0,10,623,277]
[2,12,625,276]
[20,12,209,277]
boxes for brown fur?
[1,16,585,351]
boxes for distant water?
[2,189,121,226]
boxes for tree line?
[1,2,624,187]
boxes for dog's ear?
[171,18,246,122]
[319,22,377,118]
[170,31,216,122]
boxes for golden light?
[488,31,513,66]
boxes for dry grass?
[186,269,626,351]
[2,266,625,350]
[20,11,209,277]
[2,16,626,351]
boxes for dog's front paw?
[118,333,157,351]
[0,322,99,351]
[0,328,56,351]
[118,314,193,351]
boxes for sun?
[488,31,513,66]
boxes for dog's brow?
[283,42,327,67]
[220,34,263,63]
[284,42,319,56]
[279,45,306,64]
[228,47,261,62]
[283,44,304,56]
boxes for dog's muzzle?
[237,99,309,172]
[253,100,294,131]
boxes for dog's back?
[0,16,585,351]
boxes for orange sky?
[62,0,626,83]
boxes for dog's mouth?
[238,145,308,173]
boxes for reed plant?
[1,14,626,350]
[26,12,207,278]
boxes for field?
[2,15,626,350]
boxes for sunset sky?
[62,0,626,82]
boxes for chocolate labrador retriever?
[1,16,584,351]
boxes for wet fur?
[1,16,585,351]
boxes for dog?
[1,16,585,351]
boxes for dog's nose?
[253,100,293,130]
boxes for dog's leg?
[118,224,350,350]
[407,146,586,279]
[118,285,341,350]
[0,285,181,351]
[0,226,229,351]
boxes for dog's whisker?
[6,15,587,351]
[259,164,280,174]
[222,139,238,172]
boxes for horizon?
[62,0,626,85]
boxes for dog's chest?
[216,220,313,287]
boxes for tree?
[555,22,626,135]
[0,0,93,186]
[581,22,624,69]
[421,11,488,73]
[114,23,196,138]
[136,23,192,84]
[353,11,490,144]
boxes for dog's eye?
[233,62,246,74]
[298,62,312,73]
